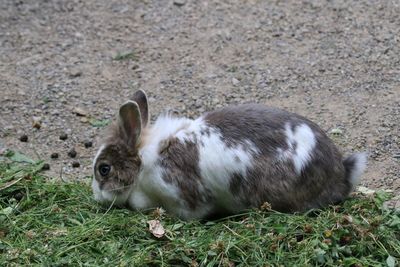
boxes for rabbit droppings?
[92,90,367,220]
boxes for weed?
[113,51,137,61]
[88,118,110,128]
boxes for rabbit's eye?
[99,164,111,176]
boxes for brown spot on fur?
[204,105,295,151]
[158,137,209,209]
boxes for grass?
[88,118,110,128]
[113,51,137,61]
[0,153,399,266]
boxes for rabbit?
[92,90,367,220]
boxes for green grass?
[0,154,399,266]
[88,118,110,128]
[113,51,137,61]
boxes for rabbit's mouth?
[93,179,131,207]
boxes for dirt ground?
[0,0,399,194]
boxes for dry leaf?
[47,229,68,237]
[147,219,165,238]
[0,176,24,191]
[260,201,272,211]
[357,186,375,195]
[342,215,353,224]
[152,207,166,218]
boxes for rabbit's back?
[154,104,350,218]
[203,104,349,212]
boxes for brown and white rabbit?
[92,90,367,220]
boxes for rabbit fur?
[92,90,367,220]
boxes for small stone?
[50,152,59,159]
[330,128,343,135]
[357,186,375,195]
[232,78,240,86]
[32,117,41,129]
[72,161,80,168]
[0,148,7,156]
[69,67,82,78]
[68,148,77,158]
[195,99,202,108]
[59,133,68,140]
[19,134,28,142]
[72,107,88,117]
[173,0,186,6]
[84,141,93,148]
[42,163,50,171]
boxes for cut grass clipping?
[113,51,137,61]
[1,151,399,266]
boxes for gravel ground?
[0,0,399,193]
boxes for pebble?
[68,148,77,158]
[330,128,343,135]
[42,163,50,171]
[0,148,7,156]
[72,107,88,117]
[19,134,28,142]
[232,78,240,86]
[50,152,59,159]
[195,99,202,108]
[72,161,80,168]
[173,0,186,6]
[69,68,82,78]
[84,141,93,148]
[59,133,68,140]
[32,117,41,129]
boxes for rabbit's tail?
[343,152,367,190]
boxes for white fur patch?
[135,116,260,218]
[92,144,106,203]
[140,115,194,166]
[91,178,130,207]
[197,126,259,212]
[91,178,103,202]
[348,152,367,187]
[129,165,177,209]
[93,144,106,170]
[279,123,316,174]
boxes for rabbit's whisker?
[109,184,131,192]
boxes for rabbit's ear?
[132,90,149,127]
[119,101,142,148]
